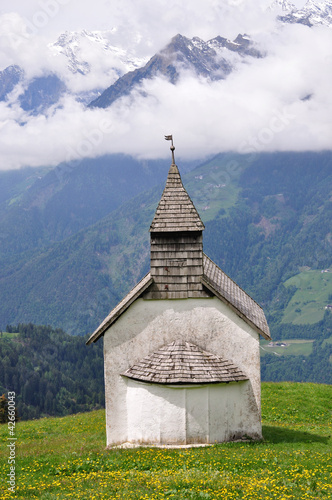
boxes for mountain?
[0,65,24,101]
[87,1,332,110]
[0,166,51,205]
[49,30,148,77]
[0,30,149,114]
[0,66,67,114]
[0,31,262,114]
[0,152,331,339]
[89,33,262,109]
[2,0,330,117]
[270,0,297,11]
[275,0,332,27]
[18,74,66,114]
[0,66,70,113]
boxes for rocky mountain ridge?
[273,0,332,27]
[89,33,261,109]
[49,29,148,76]
[1,1,331,115]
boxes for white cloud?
[0,2,331,170]
[1,1,276,57]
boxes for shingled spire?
[151,137,204,232]
[150,164,204,232]
[146,137,209,299]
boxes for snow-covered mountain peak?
[276,0,332,27]
[270,0,297,12]
[49,30,149,76]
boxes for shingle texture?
[202,254,271,339]
[87,161,270,345]
[87,252,270,345]
[122,340,248,384]
[150,164,205,232]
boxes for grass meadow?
[283,270,332,325]
[0,382,331,499]
[260,339,315,357]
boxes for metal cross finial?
[164,134,175,165]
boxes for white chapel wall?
[125,378,261,446]
[103,296,262,447]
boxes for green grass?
[0,332,19,340]
[282,270,332,324]
[7,167,52,208]
[260,339,315,357]
[0,382,331,499]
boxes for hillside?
[0,151,330,340]
[282,269,332,325]
[0,154,177,265]
[0,382,330,499]
[0,324,104,420]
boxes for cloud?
[0,2,331,170]
[0,1,282,83]
[0,12,68,79]
[105,23,332,158]
[1,1,276,56]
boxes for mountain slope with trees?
[0,324,104,420]
[0,152,331,342]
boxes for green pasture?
[260,338,315,357]
[185,153,246,222]
[282,269,332,325]
[0,382,331,499]
[0,332,19,340]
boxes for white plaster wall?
[127,380,186,445]
[185,385,208,444]
[208,382,262,442]
[103,297,262,447]
[124,378,261,446]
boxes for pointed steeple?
[146,136,209,299]
[150,163,204,232]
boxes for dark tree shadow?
[262,425,330,444]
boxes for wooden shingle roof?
[202,254,271,340]
[122,340,248,384]
[86,254,271,345]
[150,164,205,232]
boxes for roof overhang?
[122,339,249,384]
[86,273,154,345]
[201,276,271,340]
[86,256,271,345]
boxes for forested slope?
[0,324,104,420]
[0,152,331,341]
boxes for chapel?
[87,138,271,447]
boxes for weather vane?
[165,135,175,165]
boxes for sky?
[0,0,331,169]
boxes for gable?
[86,252,270,345]
[86,273,153,345]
